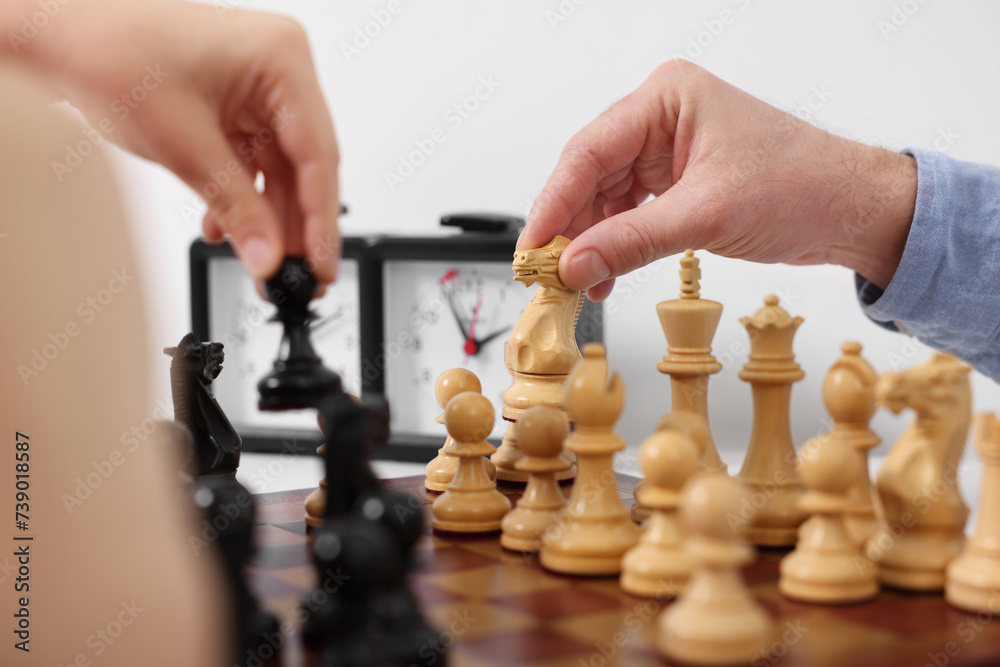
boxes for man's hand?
[519,60,917,301]
[4,0,340,283]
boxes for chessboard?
[249,474,1000,667]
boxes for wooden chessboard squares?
[246,478,1000,667]
[422,562,566,598]
[493,586,625,621]
[255,522,309,546]
[456,627,597,664]
[252,542,313,569]
[415,544,505,575]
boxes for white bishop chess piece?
[540,343,640,575]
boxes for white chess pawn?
[431,392,511,533]
[659,472,772,665]
[621,427,701,598]
[425,369,496,493]
[500,406,570,553]
[632,411,711,523]
[779,434,879,603]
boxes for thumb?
[558,186,706,290]
[154,108,283,280]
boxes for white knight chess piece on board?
[868,353,972,591]
[493,235,582,483]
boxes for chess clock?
[190,236,378,455]
[190,215,603,461]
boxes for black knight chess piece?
[164,333,241,477]
[257,257,341,411]
[158,403,280,667]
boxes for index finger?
[517,94,655,251]
[271,51,341,284]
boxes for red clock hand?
[463,294,483,364]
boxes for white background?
[110,0,1000,462]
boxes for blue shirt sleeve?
[856,148,1000,381]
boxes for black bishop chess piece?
[257,256,342,411]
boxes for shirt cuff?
[854,148,1000,379]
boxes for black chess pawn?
[194,475,281,667]
[257,257,342,411]
[164,333,242,477]
[302,394,445,666]
[302,514,399,667]
[369,486,443,667]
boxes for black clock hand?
[442,288,470,341]
[311,307,345,335]
[473,326,511,351]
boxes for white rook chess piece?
[659,472,773,665]
[779,433,879,604]
[621,427,702,598]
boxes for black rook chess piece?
[257,257,342,411]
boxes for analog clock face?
[207,256,362,433]
[383,259,534,440]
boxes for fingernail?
[241,236,273,278]
[563,249,610,288]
